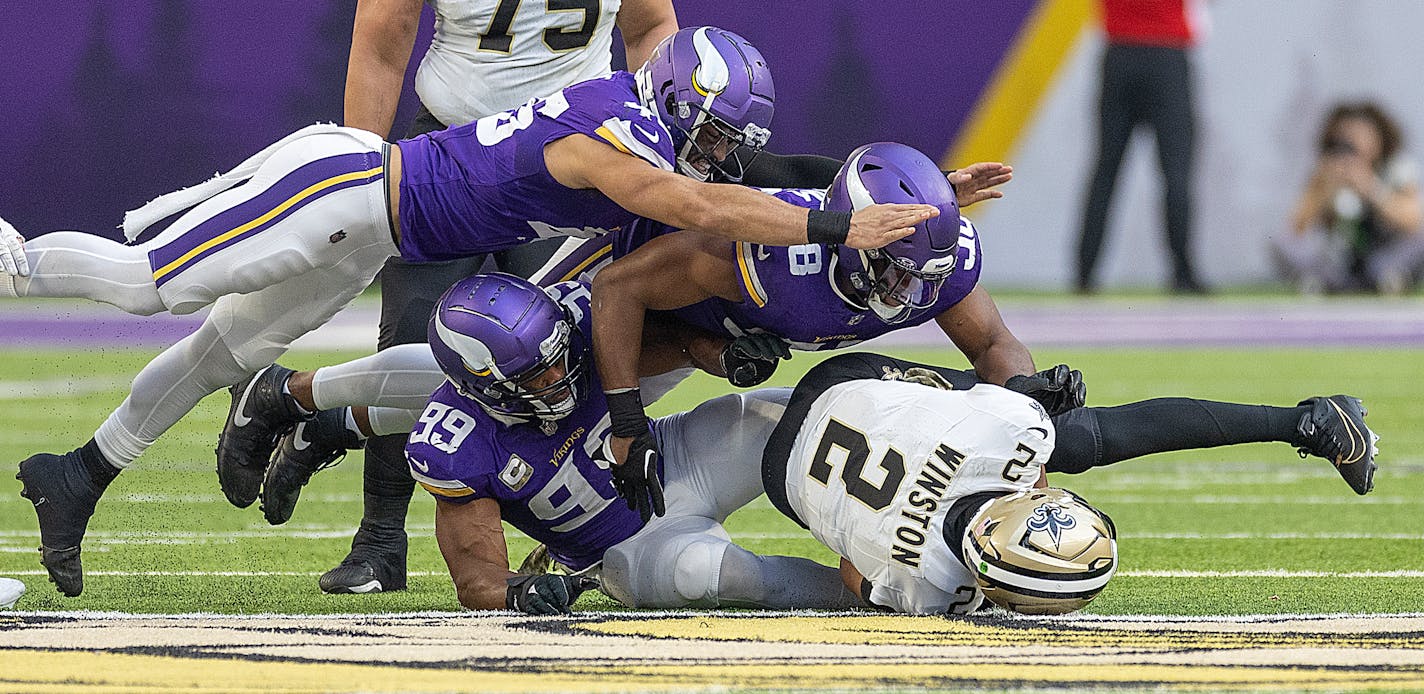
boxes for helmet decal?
[690,27,730,97]
[841,149,877,211]
[428,274,589,423]
[1025,502,1078,551]
[433,312,498,379]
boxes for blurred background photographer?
[1276,101,1424,295]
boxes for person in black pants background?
[1076,0,1206,295]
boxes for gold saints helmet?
[960,488,1117,615]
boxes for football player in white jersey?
[322,0,676,595]
[761,350,1376,615]
[762,351,1117,615]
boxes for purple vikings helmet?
[635,26,775,182]
[428,274,588,422]
[825,142,962,324]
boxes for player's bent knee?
[601,531,730,608]
[670,537,729,607]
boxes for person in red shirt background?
[1076,0,1207,294]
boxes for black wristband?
[604,388,649,438]
[806,209,851,245]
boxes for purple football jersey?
[614,189,983,350]
[404,281,649,571]
[396,72,676,262]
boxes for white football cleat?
[0,577,25,610]
[0,216,31,278]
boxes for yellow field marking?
[4,648,1424,693]
[0,650,655,694]
[580,614,1424,650]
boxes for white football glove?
[0,218,30,277]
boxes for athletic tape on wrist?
[807,209,852,245]
[604,388,649,438]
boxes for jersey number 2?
[808,419,906,511]
[480,0,602,53]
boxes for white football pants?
[10,127,398,465]
[598,388,861,610]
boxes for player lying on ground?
[256,335,1375,615]
[585,141,1378,510]
[760,351,1379,615]
[401,273,863,612]
[4,27,938,598]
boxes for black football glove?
[609,432,666,523]
[506,573,601,615]
[604,389,667,523]
[720,333,792,388]
[1004,364,1086,416]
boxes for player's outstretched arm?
[934,286,1037,386]
[434,497,517,610]
[546,135,934,249]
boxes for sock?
[1050,398,1309,474]
[366,406,419,437]
[79,439,121,488]
[11,232,165,314]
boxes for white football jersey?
[417,0,623,125]
[783,380,1055,615]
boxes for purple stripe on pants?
[148,151,381,286]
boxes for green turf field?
[1,345,1419,615]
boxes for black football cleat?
[1297,395,1378,495]
[17,450,104,597]
[217,364,308,509]
[260,409,360,526]
[319,528,407,594]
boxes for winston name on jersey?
[771,376,1054,615]
[403,282,650,571]
[396,72,675,262]
[615,189,984,350]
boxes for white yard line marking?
[0,377,137,400]
[1103,495,1413,504]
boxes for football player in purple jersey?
[3,27,939,599]
[402,273,861,613]
[588,142,1378,511]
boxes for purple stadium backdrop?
[0,1,1033,241]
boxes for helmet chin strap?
[867,294,911,324]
